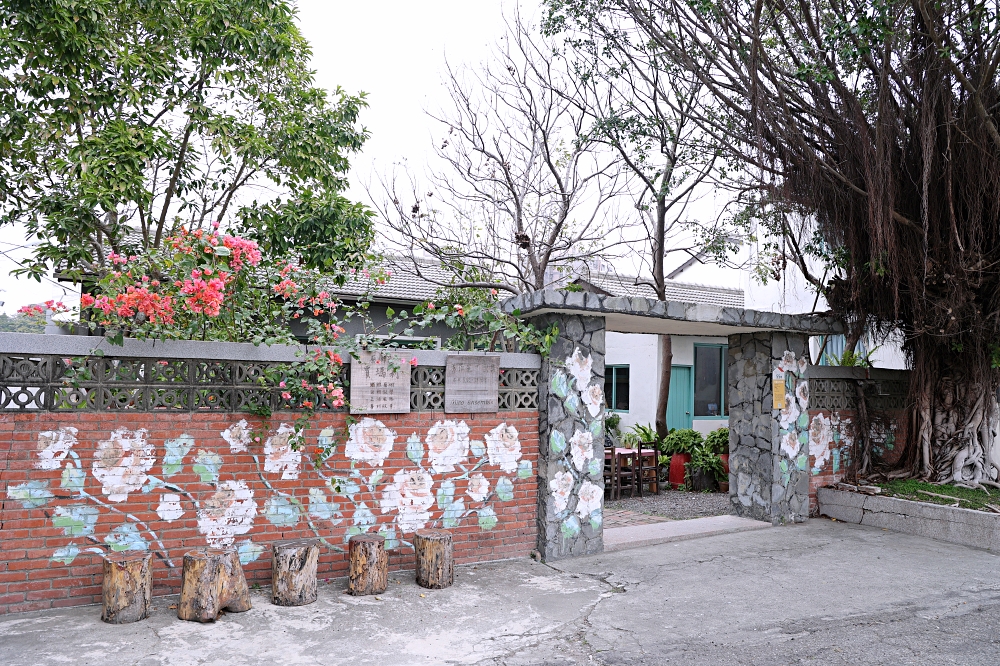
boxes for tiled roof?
[326,259,743,308]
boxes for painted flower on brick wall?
[808,413,834,470]
[35,427,78,471]
[581,384,604,418]
[569,430,594,471]
[156,494,184,522]
[780,431,801,459]
[92,428,154,502]
[466,473,490,502]
[222,419,252,453]
[550,470,575,514]
[426,420,470,473]
[485,423,521,472]
[381,469,434,533]
[345,418,395,466]
[198,480,258,547]
[264,423,300,480]
[566,347,593,389]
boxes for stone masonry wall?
[727,332,810,524]
[0,410,537,615]
[530,314,606,560]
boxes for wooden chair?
[636,442,660,496]
[615,449,638,498]
[603,449,618,500]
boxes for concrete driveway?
[2,519,1000,665]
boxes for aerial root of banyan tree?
[912,372,1000,490]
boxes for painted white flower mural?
[569,430,594,472]
[808,413,834,470]
[778,393,800,430]
[426,420,470,473]
[466,473,490,502]
[263,423,301,480]
[795,381,810,410]
[197,480,258,547]
[345,418,395,466]
[485,423,521,472]
[92,428,154,502]
[156,494,184,522]
[575,481,602,519]
[35,428,78,471]
[381,469,435,533]
[566,347,593,389]
[780,431,801,459]
[221,419,252,453]
[550,470,575,514]
[581,384,604,418]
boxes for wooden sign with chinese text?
[445,354,500,413]
[350,352,411,414]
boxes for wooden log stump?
[271,538,320,606]
[414,529,453,589]
[177,547,252,622]
[101,552,152,624]
[347,534,387,596]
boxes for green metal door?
[666,365,693,430]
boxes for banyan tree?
[546,0,1000,484]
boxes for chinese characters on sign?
[350,351,412,414]
[445,354,500,413]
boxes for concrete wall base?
[817,487,1000,551]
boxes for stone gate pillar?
[529,312,606,560]
[728,332,811,524]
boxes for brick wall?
[0,410,538,615]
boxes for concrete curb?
[818,487,1000,551]
[602,515,771,552]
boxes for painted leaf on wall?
[378,527,399,550]
[7,480,54,508]
[517,460,533,479]
[477,506,498,531]
[50,544,81,565]
[560,515,581,539]
[162,434,194,477]
[263,496,300,527]
[442,498,465,528]
[236,540,265,565]
[551,370,569,398]
[564,392,582,417]
[406,432,423,465]
[192,450,222,484]
[52,505,99,536]
[587,458,602,479]
[588,418,604,440]
[307,488,341,523]
[60,466,85,491]
[550,430,567,454]
[104,523,149,552]
[495,477,514,502]
[436,479,456,510]
[470,439,486,459]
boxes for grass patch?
[877,479,996,512]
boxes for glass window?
[694,346,723,417]
[604,366,629,411]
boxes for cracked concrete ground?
[3,518,1000,665]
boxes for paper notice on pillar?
[350,351,412,414]
[445,354,501,413]
[772,368,786,411]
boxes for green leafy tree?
[0,0,373,281]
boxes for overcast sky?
[0,0,816,316]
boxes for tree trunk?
[177,548,251,622]
[414,529,453,589]
[655,334,673,440]
[101,552,152,624]
[271,538,320,607]
[347,534,387,596]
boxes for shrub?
[661,428,703,456]
[704,427,730,455]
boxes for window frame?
[692,343,727,419]
[604,365,630,413]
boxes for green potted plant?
[687,442,726,492]
[662,428,703,489]
[705,427,730,492]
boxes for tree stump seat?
[101,552,152,624]
[271,538,320,606]
[414,529,453,589]
[177,547,251,622]
[347,534,387,596]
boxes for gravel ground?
[605,489,731,520]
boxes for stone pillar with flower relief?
[528,313,606,560]
[727,332,812,525]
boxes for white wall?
[605,332,729,435]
